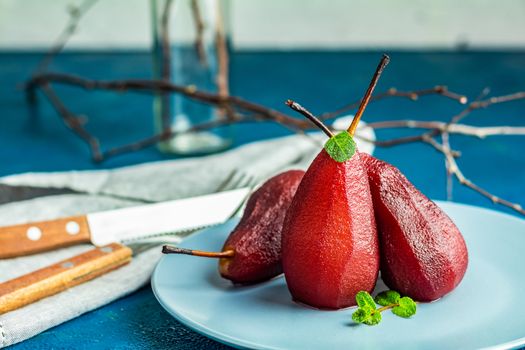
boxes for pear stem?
[162,245,235,258]
[347,54,390,136]
[286,100,334,138]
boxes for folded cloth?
[0,128,374,348]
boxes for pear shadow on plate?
[205,269,286,292]
[205,269,301,309]
[251,282,305,311]
[344,320,362,328]
[205,267,230,289]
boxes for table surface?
[1,50,524,349]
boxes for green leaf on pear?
[375,290,401,306]
[324,131,357,162]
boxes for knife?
[0,243,132,314]
[0,188,250,259]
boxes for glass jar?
[150,0,233,155]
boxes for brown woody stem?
[191,0,207,66]
[347,54,390,136]
[162,245,235,258]
[286,99,334,138]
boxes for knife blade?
[0,188,250,259]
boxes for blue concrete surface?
[1,51,524,349]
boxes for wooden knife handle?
[0,243,132,315]
[0,215,92,259]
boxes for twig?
[26,73,310,130]
[159,0,174,130]
[26,73,524,216]
[422,134,460,157]
[26,73,314,160]
[104,117,246,159]
[355,133,461,157]
[366,120,525,137]
[32,74,525,146]
[440,89,525,215]
[321,85,468,120]
[364,120,525,141]
[286,100,334,138]
[442,132,454,200]
[441,129,525,215]
[34,0,99,74]
[214,2,233,120]
[39,84,102,161]
[191,0,207,66]
[160,0,173,81]
[446,87,491,128]
[347,54,390,135]
[452,125,525,138]
[361,90,525,149]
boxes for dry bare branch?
[320,86,468,120]
[34,0,99,74]
[191,0,207,66]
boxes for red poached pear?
[282,146,379,309]
[362,153,468,301]
[219,170,304,284]
[282,55,390,309]
[162,170,304,285]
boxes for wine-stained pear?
[163,170,304,284]
[362,153,468,301]
[282,55,389,309]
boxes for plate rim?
[151,220,268,349]
[151,200,525,350]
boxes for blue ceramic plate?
[152,201,525,350]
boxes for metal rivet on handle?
[100,247,113,253]
[27,226,42,241]
[65,221,80,235]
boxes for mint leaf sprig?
[352,290,417,326]
[352,291,382,325]
[324,131,357,163]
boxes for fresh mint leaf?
[363,311,382,326]
[352,306,381,326]
[352,290,416,327]
[351,308,370,323]
[355,291,376,309]
[375,290,401,306]
[352,292,381,326]
[324,131,357,162]
[392,296,417,318]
